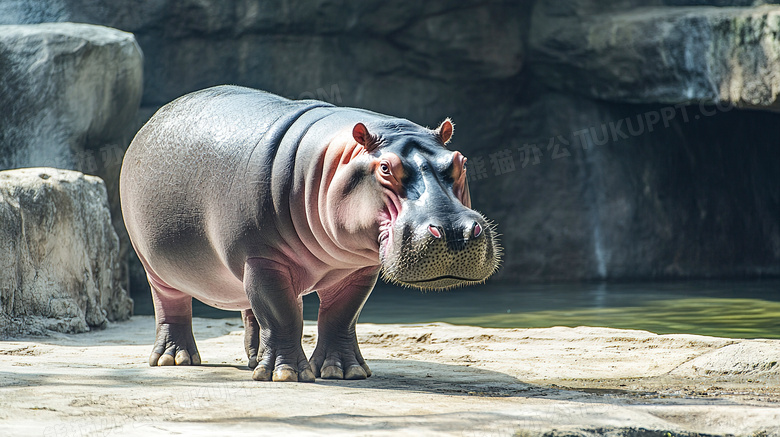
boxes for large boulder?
[0,168,132,337]
[0,22,143,170]
[530,3,780,109]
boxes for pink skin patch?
[378,193,400,257]
[473,223,482,238]
[376,153,404,259]
[428,225,442,238]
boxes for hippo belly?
[121,93,266,311]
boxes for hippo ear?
[353,123,379,152]
[435,118,454,145]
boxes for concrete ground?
[1,316,779,436]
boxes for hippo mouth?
[400,275,491,291]
[404,275,485,284]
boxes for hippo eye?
[380,162,391,175]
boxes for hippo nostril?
[472,222,482,238]
[428,225,442,239]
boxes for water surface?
[135,280,780,339]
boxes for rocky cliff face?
[503,0,780,280]
[484,91,780,281]
[531,2,780,108]
[0,0,777,285]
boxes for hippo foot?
[149,322,201,366]
[309,337,371,380]
[251,346,315,383]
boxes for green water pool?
[134,279,780,339]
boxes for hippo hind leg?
[148,278,201,367]
[309,269,377,380]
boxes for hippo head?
[351,118,501,290]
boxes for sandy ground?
[1,316,779,437]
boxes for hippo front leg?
[309,268,378,380]
[244,258,315,382]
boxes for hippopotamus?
[120,85,501,382]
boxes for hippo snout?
[380,212,501,291]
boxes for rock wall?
[480,90,780,281]
[531,2,780,108]
[500,0,780,279]
[0,168,132,336]
[1,1,778,285]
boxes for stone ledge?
[1,316,777,436]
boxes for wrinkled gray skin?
[120,86,500,382]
